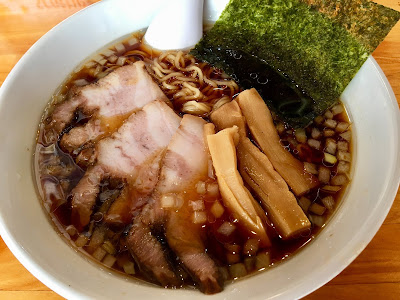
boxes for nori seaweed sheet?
[191,0,400,127]
[301,0,400,52]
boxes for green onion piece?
[229,263,247,279]
[102,254,117,268]
[92,247,107,261]
[255,252,271,270]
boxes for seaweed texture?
[191,0,400,127]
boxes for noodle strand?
[148,50,240,116]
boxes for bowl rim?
[0,0,399,299]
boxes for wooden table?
[0,0,399,299]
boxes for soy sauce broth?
[34,31,352,289]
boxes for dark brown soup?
[34,32,352,292]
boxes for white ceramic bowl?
[0,0,399,299]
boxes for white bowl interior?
[0,0,399,299]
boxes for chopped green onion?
[229,263,247,279]
[304,162,318,175]
[318,166,331,184]
[331,174,348,186]
[324,152,337,164]
[207,182,220,196]
[74,235,88,247]
[324,110,333,119]
[337,141,349,151]
[189,200,205,211]
[337,161,350,174]
[324,119,337,129]
[325,138,337,155]
[255,252,271,270]
[340,131,352,141]
[123,261,136,275]
[321,196,335,210]
[309,203,326,215]
[192,211,207,224]
[102,240,116,255]
[218,222,236,236]
[298,196,311,212]
[243,239,259,256]
[93,247,107,261]
[210,200,224,218]
[323,129,335,137]
[331,104,344,115]
[311,128,321,139]
[244,257,256,272]
[295,128,307,143]
[196,181,206,194]
[102,254,117,268]
[308,138,321,150]
[308,214,325,227]
[337,151,351,162]
[321,185,341,193]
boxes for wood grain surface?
[0,0,399,299]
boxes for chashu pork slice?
[44,61,168,151]
[128,115,222,294]
[70,100,181,231]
